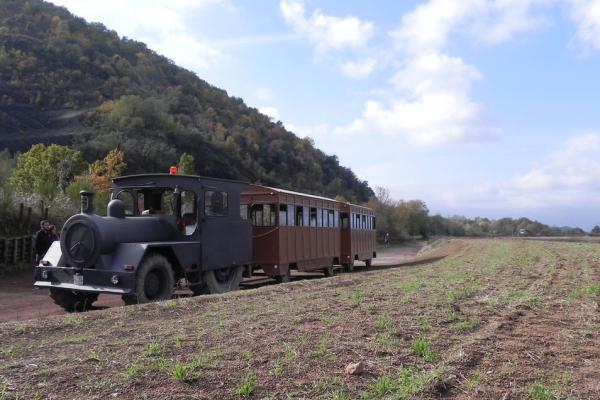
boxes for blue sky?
[50,0,600,229]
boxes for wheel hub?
[144,271,161,298]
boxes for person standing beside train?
[35,220,59,263]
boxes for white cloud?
[254,87,273,102]
[280,0,374,52]
[259,106,280,120]
[341,59,377,79]
[567,0,600,51]
[49,0,226,71]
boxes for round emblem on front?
[64,222,96,264]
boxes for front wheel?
[201,266,243,294]
[50,288,98,312]
[124,254,175,305]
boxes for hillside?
[1,239,598,399]
[0,0,373,202]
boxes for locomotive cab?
[34,173,252,311]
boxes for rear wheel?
[123,254,175,305]
[323,266,334,277]
[202,266,243,294]
[50,288,98,312]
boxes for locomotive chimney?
[80,190,95,214]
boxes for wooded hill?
[0,0,373,203]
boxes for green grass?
[366,367,438,399]
[123,362,142,379]
[529,383,557,400]
[170,361,199,382]
[568,282,600,301]
[63,315,84,326]
[463,371,481,391]
[240,350,253,362]
[236,372,257,397]
[374,314,393,332]
[309,333,330,358]
[281,343,296,358]
[84,351,100,362]
[143,341,163,357]
[411,338,439,362]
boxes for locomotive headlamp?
[41,270,49,279]
[110,275,120,285]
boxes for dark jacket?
[35,229,56,258]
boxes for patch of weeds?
[0,382,8,400]
[161,299,178,310]
[398,279,422,292]
[415,315,432,333]
[240,350,253,362]
[350,289,364,305]
[0,346,16,359]
[309,333,330,358]
[463,371,481,391]
[313,374,344,392]
[123,362,142,379]
[374,314,393,333]
[290,315,301,324]
[13,324,26,334]
[568,283,600,301]
[270,359,283,376]
[171,361,199,382]
[236,372,257,397]
[321,314,341,326]
[370,376,394,396]
[411,338,439,362]
[143,340,163,357]
[72,333,89,343]
[150,357,168,372]
[375,332,397,350]
[442,305,459,322]
[330,392,351,400]
[171,334,184,347]
[281,343,296,358]
[64,315,84,326]
[529,383,557,400]
[84,351,100,362]
[451,317,478,331]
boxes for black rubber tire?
[189,281,206,296]
[323,266,334,277]
[125,254,175,304]
[365,259,372,268]
[50,288,98,312]
[202,266,243,294]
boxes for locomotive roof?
[113,173,249,186]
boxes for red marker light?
[169,166,178,175]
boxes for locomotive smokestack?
[80,191,95,214]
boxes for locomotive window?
[240,204,249,220]
[115,191,135,216]
[279,204,287,226]
[181,191,197,235]
[316,208,323,227]
[205,191,228,216]
[287,204,295,227]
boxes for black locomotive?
[34,174,252,311]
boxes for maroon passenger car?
[241,185,342,281]
[340,203,377,271]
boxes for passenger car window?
[251,204,276,226]
[279,204,287,226]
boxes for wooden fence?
[0,235,35,268]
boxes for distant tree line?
[367,187,587,243]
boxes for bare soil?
[0,244,422,324]
[0,239,598,400]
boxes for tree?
[178,153,196,175]
[86,149,127,193]
[9,144,86,201]
[592,226,600,235]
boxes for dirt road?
[0,243,422,324]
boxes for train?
[33,172,377,311]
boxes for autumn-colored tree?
[86,149,127,193]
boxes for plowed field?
[0,239,598,399]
